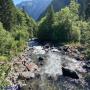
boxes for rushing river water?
[21,39,90,90]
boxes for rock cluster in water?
[6,39,90,90]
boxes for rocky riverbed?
[6,39,90,90]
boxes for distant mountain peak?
[16,0,53,20]
[16,0,85,20]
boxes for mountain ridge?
[16,0,87,20]
[16,0,52,20]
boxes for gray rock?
[44,43,50,49]
[19,72,35,80]
[83,64,90,70]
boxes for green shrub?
[0,22,14,56]
[12,25,29,41]
[0,64,10,87]
[0,56,8,62]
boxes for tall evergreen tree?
[20,7,38,38]
[46,5,54,25]
[38,5,54,41]
[0,0,16,31]
[45,5,54,41]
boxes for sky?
[13,0,27,5]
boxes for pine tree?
[38,5,55,41]
[0,0,16,31]
[20,7,38,38]
[46,5,54,24]
[45,5,54,41]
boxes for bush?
[12,25,29,41]
[0,64,10,87]
[80,22,90,59]
[0,22,14,56]
[0,56,8,62]
[16,9,38,38]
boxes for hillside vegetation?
[0,0,37,86]
[0,0,90,86]
[38,0,90,58]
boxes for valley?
[0,0,90,90]
[6,39,90,90]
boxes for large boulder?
[38,57,44,61]
[25,63,39,72]
[62,67,79,79]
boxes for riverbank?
[5,39,90,90]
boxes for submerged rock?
[4,85,21,90]
[83,65,90,70]
[51,48,60,53]
[83,60,90,72]
[44,43,50,49]
[38,57,44,61]
[38,56,45,66]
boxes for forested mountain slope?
[16,0,52,20]
[16,0,89,20]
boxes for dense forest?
[0,0,90,88]
[38,0,90,57]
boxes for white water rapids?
[31,45,85,78]
[21,39,89,90]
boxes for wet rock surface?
[83,60,90,72]
[62,67,79,79]
[6,39,90,90]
